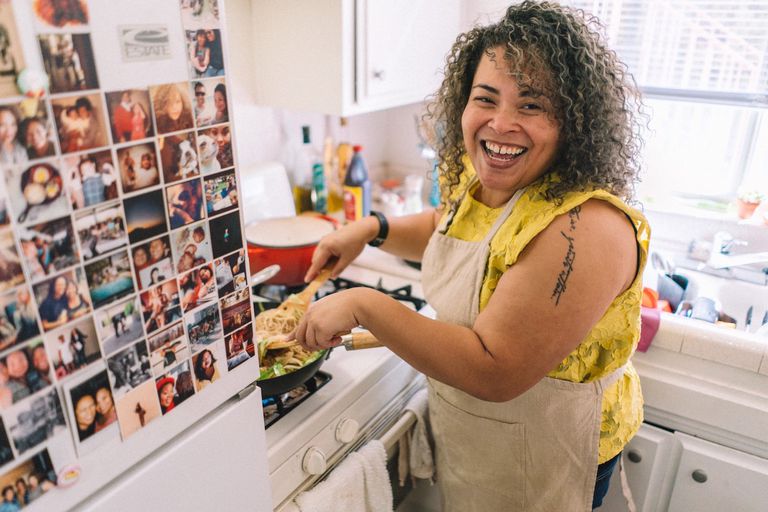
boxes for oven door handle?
[380,410,417,458]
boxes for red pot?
[245,215,337,286]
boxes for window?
[567,0,768,207]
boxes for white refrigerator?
[0,1,271,510]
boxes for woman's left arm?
[297,199,638,402]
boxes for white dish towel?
[398,388,435,486]
[294,440,393,512]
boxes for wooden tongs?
[262,266,385,351]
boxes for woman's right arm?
[304,208,440,281]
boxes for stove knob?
[335,418,360,443]
[302,447,327,475]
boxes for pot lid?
[245,216,335,248]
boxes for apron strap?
[593,363,627,393]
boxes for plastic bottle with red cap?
[342,145,371,222]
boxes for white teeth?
[485,142,525,156]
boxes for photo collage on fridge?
[0,0,253,501]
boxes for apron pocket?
[431,388,526,508]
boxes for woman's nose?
[487,108,521,133]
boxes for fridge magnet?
[139,279,181,335]
[63,150,119,210]
[50,93,108,153]
[131,235,173,290]
[122,188,168,244]
[155,359,195,415]
[65,368,117,447]
[187,29,211,80]
[170,221,211,273]
[220,288,250,336]
[0,287,40,352]
[5,160,70,225]
[191,341,224,392]
[105,339,151,400]
[32,0,89,29]
[116,141,159,194]
[0,447,57,505]
[12,99,57,162]
[73,201,128,261]
[83,249,134,309]
[33,267,92,332]
[7,388,67,455]
[181,0,220,31]
[213,249,245,298]
[224,324,254,371]
[185,302,221,353]
[203,168,237,216]
[165,178,203,229]
[193,28,225,77]
[114,378,161,439]
[178,263,215,313]
[94,296,143,357]
[0,228,23,293]
[0,340,53,409]
[18,215,80,283]
[158,130,198,184]
[196,123,231,173]
[191,79,223,128]
[0,2,25,99]
[42,314,100,380]
[0,104,27,165]
[208,210,241,259]
[0,416,12,466]
[117,25,172,63]
[37,33,99,94]
[147,322,188,377]
[150,82,194,135]
[105,89,153,144]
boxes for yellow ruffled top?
[443,166,650,463]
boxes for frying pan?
[254,268,333,397]
[17,163,63,223]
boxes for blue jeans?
[592,452,621,509]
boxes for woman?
[13,480,27,507]
[189,29,210,78]
[156,376,176,414]
[22,117,56,160]
[0,106,27,165]
[65,279,89,319]
[0,486,18,512]
[74,393,97,440]
[130,102,148,141]
[193,349,219,390]
[94,386,117,431]
[296,2,648,510]
[153,83,193,134]
[212,83,228,124]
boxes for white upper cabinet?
[247,0,460,115]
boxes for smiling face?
[214,91,225,114]
[0,110,17,145]
[461,47,561,206]
[159,382,174,408]
[95,387,113,415]
[167,89,183,121]
[26,119,48,151]
[75,394,96,429]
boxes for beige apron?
[421,184,625,512]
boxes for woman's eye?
[472,96,495,105]
[522,103,542,111]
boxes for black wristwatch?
[367,211,389,247]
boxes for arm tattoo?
[551,206,581,305]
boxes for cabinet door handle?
[692,469,708,483]
[627,449,642,463]
[372,69,385,80]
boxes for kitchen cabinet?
[599,423,678,512]
[247,0,460,115]
[667,432,768,512]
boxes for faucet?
[707,231,768,270]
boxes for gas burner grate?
[262,371,332,428]
[319,277,427,311]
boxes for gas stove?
[263,248,432,510]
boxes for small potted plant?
[735,188,765,219]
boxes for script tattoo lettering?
[551,206,581,305]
